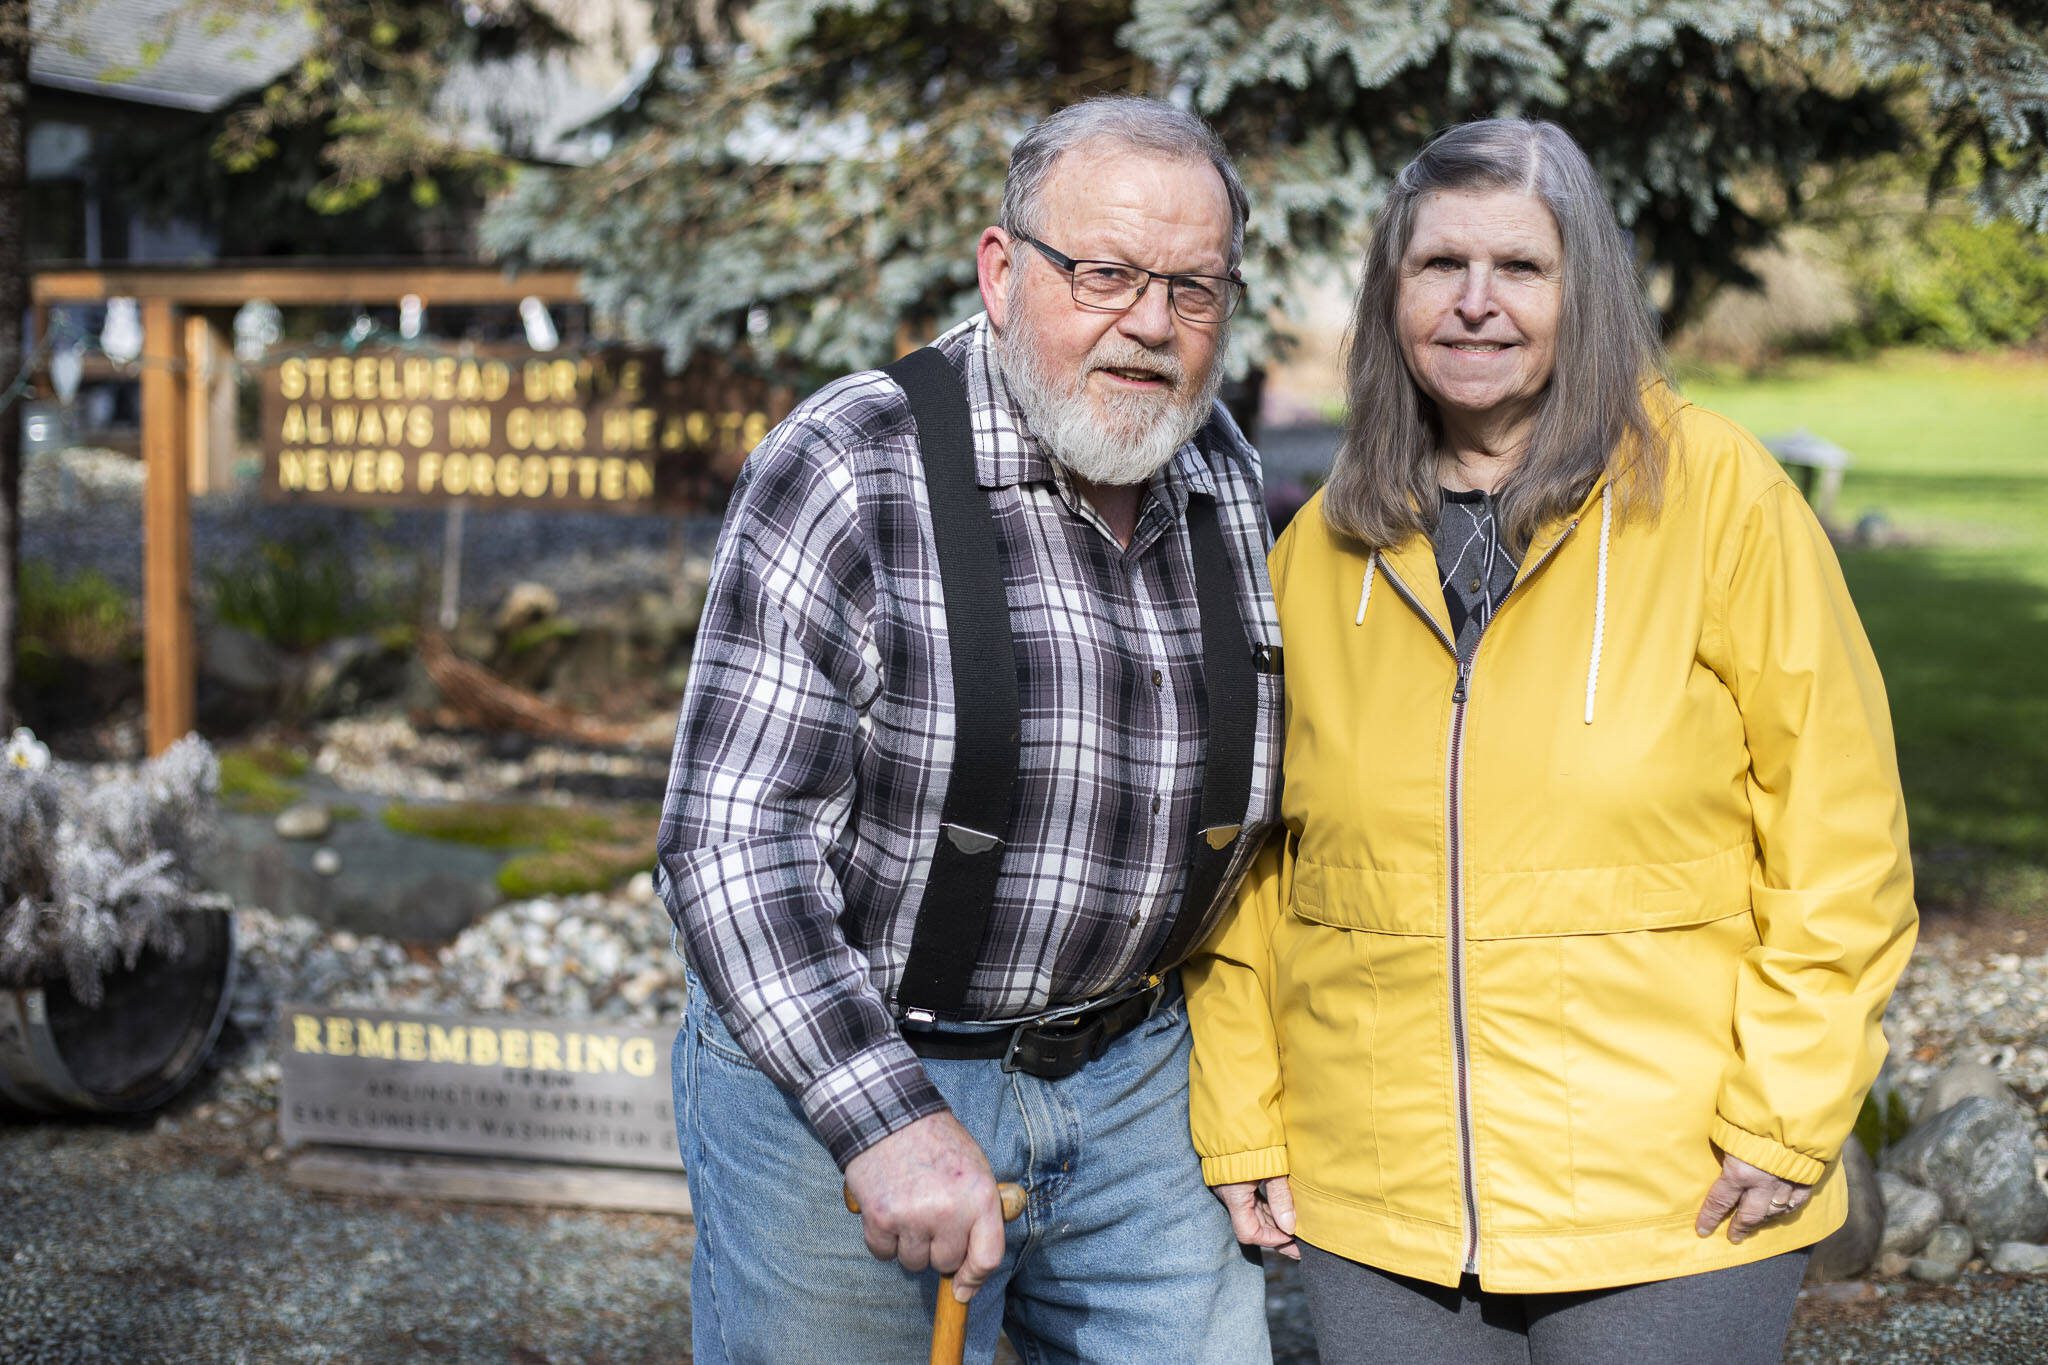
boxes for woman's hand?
[1213,1176,1300,1260]
[1695,1153,1812,1244]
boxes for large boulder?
[1883,1095,2048,1252]
[294,633,410,719]
[1877,1171,1944,1257]
[1914,1059,2013,1125]
[197,622,286,732]
[1809,1140,1885,1282]
[195,780,502,943]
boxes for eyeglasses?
[1011,232,1247,325]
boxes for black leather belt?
[900,977,1173,1080]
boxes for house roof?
[30,0,318,113]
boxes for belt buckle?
[1000,1018,1036,1075]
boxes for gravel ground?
[0,1117,693,1364]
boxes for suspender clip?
[941,823,1004,856]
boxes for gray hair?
[1323,118,1669,554]
[1001,96,1249,270]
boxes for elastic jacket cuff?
[1710,1115,1830,1186]
[1201,1145,1290,1187]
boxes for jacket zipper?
[1373,520,1578,1276]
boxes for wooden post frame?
[141,297,193,753]
[29,263,591,755]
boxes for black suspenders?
[887,347,1023,1015]
[884,346,1260,1020]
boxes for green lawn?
[1682,351,2048,914]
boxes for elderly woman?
[1185,119,1916,1362]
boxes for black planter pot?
[0,909,236,1115]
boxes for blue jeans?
[672,980,1269,1364]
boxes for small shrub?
[0,733,221,1005]
[205,532,375,653]
[20,562,133,662]
[1853,1087,1914,1163]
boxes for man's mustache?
[1087,342,1186,391]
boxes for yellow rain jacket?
[1187,395,1916,1292]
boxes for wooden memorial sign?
[278,1005,679,1172]
[259,346,789,514]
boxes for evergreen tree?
[482,1,2045,379]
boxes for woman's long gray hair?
[1323,119,1669,554]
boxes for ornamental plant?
[0,733,222,1008]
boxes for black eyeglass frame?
[1010,231,1248,325]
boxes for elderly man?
[657,95,1282,1362]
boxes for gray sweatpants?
[1298,1242,1810,1365]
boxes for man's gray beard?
[995,304,1227,488]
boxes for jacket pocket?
[1467,843,1755,939]
[1288,858,1442,937]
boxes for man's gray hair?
[1323,118,1670,554]
[1000,96,1250,270]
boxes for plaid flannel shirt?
[656,314,1282,1166]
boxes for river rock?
[494,581,559,633]
[1915,1059,2014,1124]
[1809,1139,1884,1281]
[273,802,333,842]
[1989,1242,2048,1274]
[1882,1095,2048,1250]
[1907,1223,1974,1284]
[1873,1251,1913,1279]
[1877,1171,1944,1256]
[311,847,341,876]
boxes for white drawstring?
[1354,555,1377,625]
[1584,484,1612,724]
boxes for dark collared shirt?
[655,314,1282,1165]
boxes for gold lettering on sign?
[428,1024,467,1064]
[272,350,775,508]
[448,406,491,448]
[356,1020,396,1060]
[290,1014,660,1075]
[531,1031,563,1072]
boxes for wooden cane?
[844,1180,1029,1365]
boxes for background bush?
[1860,215,2048,351]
